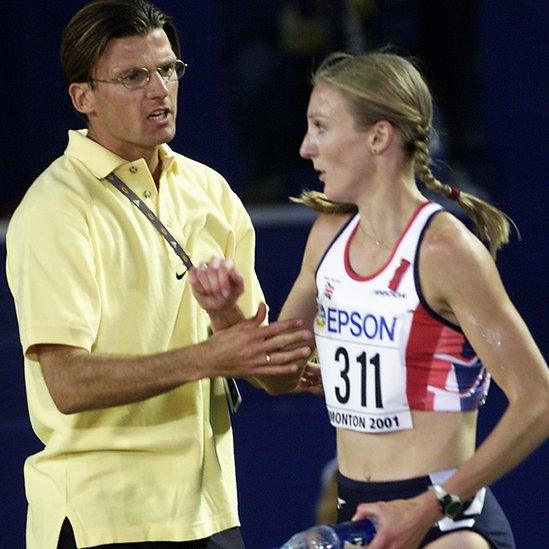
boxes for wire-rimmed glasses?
[90,59,187,90]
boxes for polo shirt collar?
[158,144,179,175]
[65,129,179,179]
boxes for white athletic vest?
[315,202,489,434]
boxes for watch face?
[445,500,463,518]
[430,485,471,519]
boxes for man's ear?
[68,82,95,116]
[369,120,395,155]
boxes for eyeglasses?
[90,59,187,90]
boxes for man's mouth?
[148,108,170,121]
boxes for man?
[5,1,311,548]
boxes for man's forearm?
[38,312,313,413]
[38,343,210,414]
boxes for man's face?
[78,28,179,161]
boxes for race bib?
[315,301,413,433]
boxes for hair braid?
[412,128,511,256]
[290,191,357,215]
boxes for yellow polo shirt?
[6,130,264,548]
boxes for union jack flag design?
[324,281,335,300]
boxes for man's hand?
[189,257,243,313]
[201,302,312,379]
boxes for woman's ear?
[369,120,394,155]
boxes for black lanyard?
[106,172,193,275]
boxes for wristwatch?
[428,484,472,519]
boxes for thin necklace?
[358,221,390,249]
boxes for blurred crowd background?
[0,1,546,548]
[0,0,517,216]
[217,0,490,205]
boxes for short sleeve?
[6,198,101,359]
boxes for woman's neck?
[355,177,426,244]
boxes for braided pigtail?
[412,124,511,257]
[290,191,357,215]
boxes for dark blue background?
[0,1,546,547]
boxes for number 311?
[334,347,383,408]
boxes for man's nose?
[146,70,170,97]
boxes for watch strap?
[428,484,472,519]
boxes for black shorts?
[337,472,515,548]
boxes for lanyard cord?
[106,172,194,273]
[105,172,241,411]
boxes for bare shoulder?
[305,212,353,267]
[421,211,494,276]
[311,211,352,233]
[419,211,503,314]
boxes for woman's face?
[300,81,373,203]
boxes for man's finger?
[251,302,268,325]
[249,364,300,377]
[259,317,305,338]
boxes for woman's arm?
[421,214,548,495]
[353,213,548,547]
[256,212,351,394]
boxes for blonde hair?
[295,52,511,256]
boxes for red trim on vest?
[406,304,448,410]
[388,259,411,291]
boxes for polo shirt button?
[143,190,152,199]
[129,166,138,174]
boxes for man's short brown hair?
[60,0,181,85]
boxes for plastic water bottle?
[280,518,376,548]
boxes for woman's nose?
[299,134,315,159]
